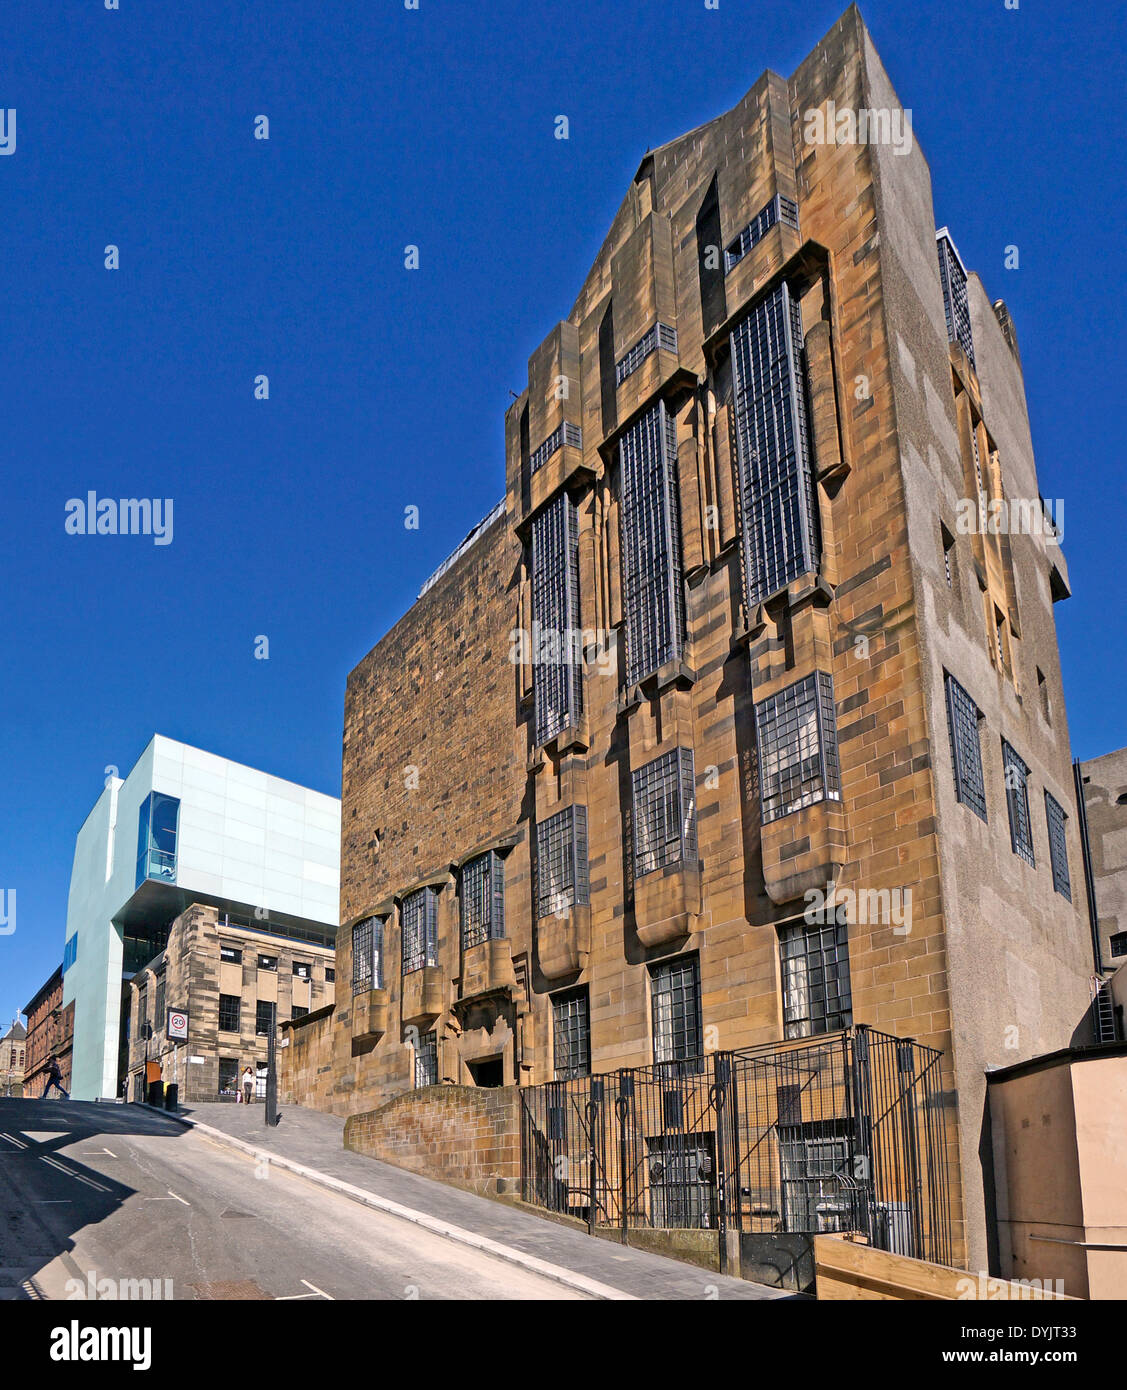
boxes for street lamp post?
[265,1001,281,1127]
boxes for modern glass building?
[62,735,340,1100]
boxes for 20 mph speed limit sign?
[167,1010,189,1040]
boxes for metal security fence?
[520,1026,951,1269]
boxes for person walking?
[41,1054,69,1100]
[241,1065,255,1106]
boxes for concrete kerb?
[137,1104,636,1301]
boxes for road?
[0,1099,583,1301]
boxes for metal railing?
[520,1026,952,1267]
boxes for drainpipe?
[1073,758,1103,977]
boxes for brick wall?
[344,1085,521,1198]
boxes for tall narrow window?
[461,851,505,949]
[1037,667,1051,724]
[945,674,987,821]
[153,969,166,1030]
[535,805,589,920]
[941,523,956,590]
[993,606,1009,675]
[1045,792,1072,900]
[650,956,703,1075]
[351,915,384,992]
[255,1001,274,1036]
[1002,741,1035,866]
[754,672,841,824]
[730,282,819,606]
[218,994,241,1032]
[401,888,439,975]
[725,192,799,272]
[413,1030,438,1088]
[632,747,697,877]
[619,399,685,685]
[136,791,180,887]
[531,492,583,746]
[936,229,975,369]
[779,920,853,1039]
[552,988,591,1080]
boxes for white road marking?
[35,1200,72,1205]
[0,1133,27,1149]
[80,1148,117,1158]
[166,1189,190,1205]
[300,1279,333,1299]
[38,1156,111,1192]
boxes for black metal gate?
[520,1026,952,1266]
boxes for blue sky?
[1,0,1123,1028]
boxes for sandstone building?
[284,6,1097,1272]
[126,903,335,1103]
[1,1018,27,1097]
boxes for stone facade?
[1078,745,1127,980]
[127,903,335,1103]
[0,1019,27,1096]
[343,1086,521,1199]
[285,6,1096,1273]
[22,969,73,1098]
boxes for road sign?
[167,1009,189,1041]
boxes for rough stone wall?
[343,1085,521,1197]
[1079,746,1127,970]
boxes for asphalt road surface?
[0,1099,583,1301]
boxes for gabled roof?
[2,1019,26,1042]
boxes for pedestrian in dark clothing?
[41,1055,69,1100]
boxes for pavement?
[170,1097,795,1301]
[0,1098,582,1301]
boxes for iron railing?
[520,1026,952,1267]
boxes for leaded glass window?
[632,747,696,878]
[779,921,853,1039]
[619,399,685,685]
[945,674,987,820]
[937,230,975,369]
[650,955,703,1074]
[1045,792,1071,900]
[1002,740,1035,866]
[531,492,583,746]
[351,915,384,992]
[730,282,818,605]
[461,851,505,950]
[401,888,439,975]
[754,672,841,824]
[552,989,590,1080]
[535,805,589,920]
